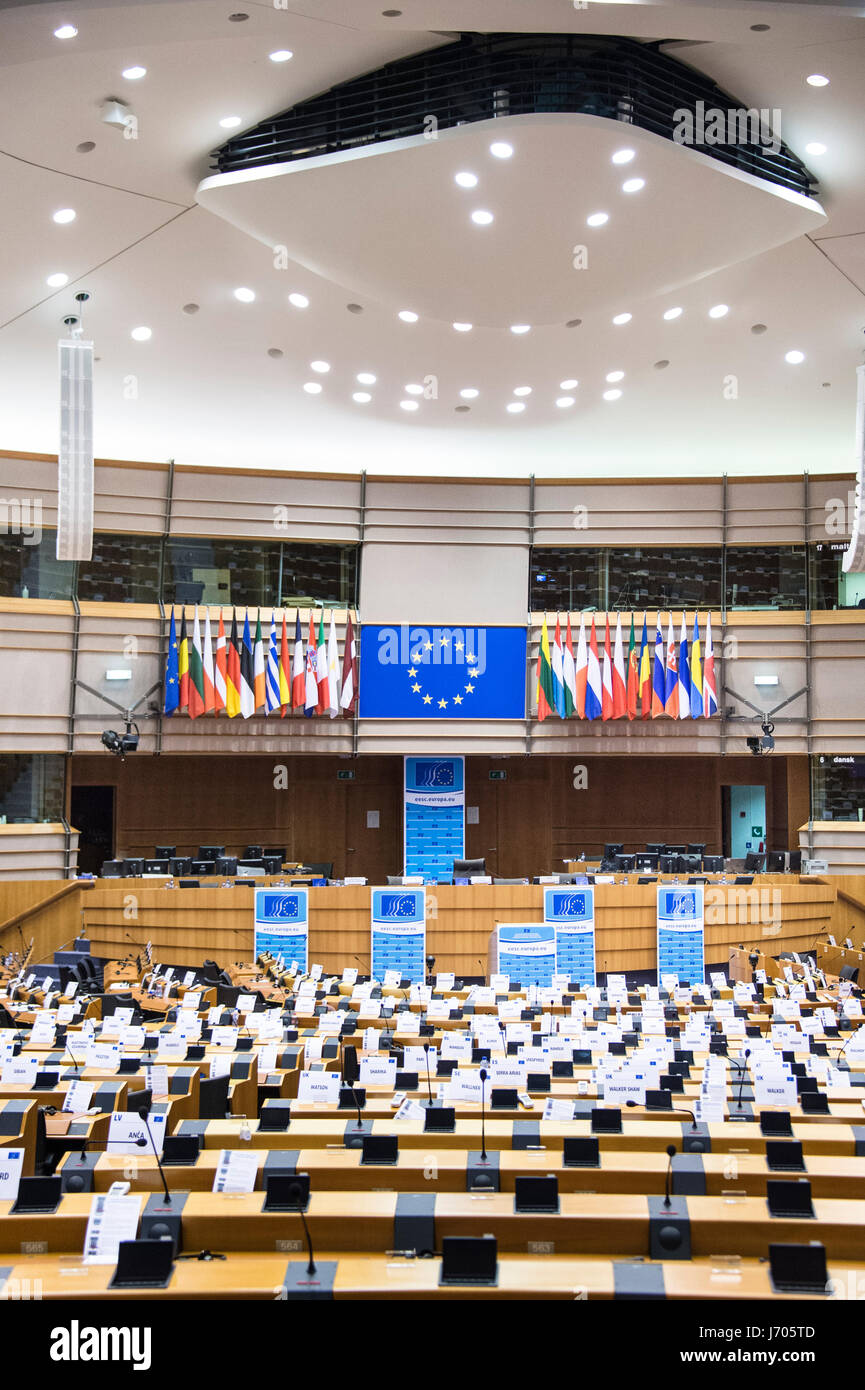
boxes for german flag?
[178,609,189,712]
[225,609,241,718]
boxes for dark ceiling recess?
[211,31,816,199]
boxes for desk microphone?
[663,1144,677,1209]
[65,1037,81,1073]
[626,1100,699,1132]
[341,1045,363,1130]
[831,1028,860,1069]
[733,1048,751,1110]
[289,1181,316,1277]
[137,1107,172,1206]
[497,1022,508,1058]
[353,955,372,984]
[479,1067,488,1162]
[423,1043,434,1108]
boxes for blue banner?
[545,887,596,986]
[657,884,705,985]
[358,625,527,719]
[404,756,464,881]
[253,888,309,970]
[371,888,426,983]
[492,923,557,988]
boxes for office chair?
[198,1074,231,1119]
[244,845,264,860]
[154,845,176,860]
[452,859,485,877]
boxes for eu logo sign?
[358,625,527,719]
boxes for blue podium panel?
[656,885,705,985]
[253,888,309,971]
[404,756,465,882]
[371,888,426,984]
[493,923,556,989]
[359,625,527,719]
[545,887,596,987]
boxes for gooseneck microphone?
[664,1144,677,1209]
[65,1037,81,1073]
[423,1042,434,1108]
[341,1045,363,1131]
[734,1048,752,1111]
[289,1181,316,1277]
[625,1099,699,1132]
[479,1067,488,1162]
[138,1107,172,1205]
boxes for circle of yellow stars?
[406,634,482,709]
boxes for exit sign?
[337,770,355,780]
[489,770,507,781]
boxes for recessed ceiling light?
[310,360,330,373]
[663,306,683,320]
[510,324,531,334]
[805,142,827,156]
[382,8,402,15]
[556,397,575,408]
[353,392,372,403]
[654,359,670,370]
[357,373,377,386]
[54,25,77,39]
[233,287,255,302]
[131,326,152,341]
[46,273,69,288]
[460,388,479,399]
[708,304,729,318]
[586,212,608,227]
[269,50,293,62]
[603,389,622,401]
[267,348,283,359]
[471,209,494,225]
[806,74,829,87]
[622,177,645,193]
[489,141,513,159]
[606,370,624,383]
[228,12,249,20]
[751,323,767,335]
[346,303,363,314]
[455,405,470,413]
[288,292,309,308]
[565,318,582,329]
[785,349,805,364]
[398,310,418,323]
[182,303,199,315]
[454,171,478,189]
[750,23,770,31]
[52,208,76,224]
[513,386,532,397]
[400,399,419,411]
[219,116,242,129]
[405,383,424,395]
[303,382,322,395]
[506,402,526,414]
[76,141,95,153]
[560,379,578,390]
[122,66,146,80]
[452,322,473,332]
[612,148,635,164]
[612,312,632,326]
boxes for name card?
[393,1098,426,1123]
[754,1074,798,1108]
[107,1111,166,1155]
[360,1056,397,1090]
[490,975,510,993]
[297,1070,340,1104]
[384,970,401,988]
[85,1043,121,1071]
[120,1026,145,1051]
[256,1044,278,1075]
[490,1060,527,1086]
[62,1079,94,1113]
[404,1045,434,1073]
[83,1187,142,1264]
[156,1037,187,1061]
[101,1016,124,1039]
[213,1148,260,1194]
[397,1013,421,1036]
[543,1097,576,1123]
[145,1064,170,1096]
[29,1022,56,1048]
[342,968,358,985]
[0,1149,24,1202]
[183,992,202,1012]
[209,1054,232,1079]
[436,973,456,991]
[448,1069,484,1103]
[603,1075,647,1106]
[440,1035,472,1061]
[309,964,323,981]
[211,1027,239,1049]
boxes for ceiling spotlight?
[52,208,76,224]
[357,373,377,385]
[382,8,402,14]
[219,116,242,129]
[46,273,69,288]
[400,399,419,411]
[76,141,96,153]
[663,307,683,320]
[560,379,578,390]
[471,209,494,225]
[805,142,827,156]
[460,388,479,399]
[455,405,470,413]
[131,326,152,341]
[310,360,330,373]
[405,383,424,395]
[565,319,582,329]
[506,402,526,414]
[490,141,513,159]
[622,177,645,193]
[452,322,473,332]
[513,386,532,397]
[751,323,767,334]
[606,370,624,383]
[454,171,478,188]
[182,303,200,315]
[806,74,829,87]
[785,349,805,364]
[228,12,249,19]
[54,25,77,39]
[269,50,294,62]
[586,212,608,227]
[346,303,363,314]
[267,348,283,359]
[612,312,632,325]
[398,310,418,323]
[708,304,729,318]
[122,66,147,80]
[510,324,531,334]
[353,392,372,403]
[556,397,575,408]
[612,148,635,164]
[233,287,255,302]
[654,359,670,370]
[288,292,309,308]
[303,382,323,395]
[603,389,622,401]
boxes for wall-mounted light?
[105,668,132,682]
[753,675,779,687]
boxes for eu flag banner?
[544,886,596,986]
[253,887,309,970]
[371,888,426,983]
[358,625,527,719]
[656,884,705,985]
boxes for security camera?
[101,721,139,759]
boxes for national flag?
[225,610,241,718]
[163,608,179,715]
[601,616,614,721]
[315,611,328,715]
[574,614,588,719]
[304,614,318,717]
[689,614,703,718]
[677,614,691,719]
[551,615,567,718]
[265,613,282,714]
[188,607,206,719]
[664,615,679,718]
[292,612,305,710]
[178,610,189,712]
[214,612,227,713]
[626,613,639,721]
[585,615,602,721]
[326,613,340,717]
[562,616,577,717]
[253,612,266,712]
[240,611,255,719]
[639,614,652,719]
[278,613,291,717]
[651,620,665,718]
[535,616,556,721]
[202,609,216,713]
[703,612,718,717]
[612,613,627,719]
[340,612,358,716]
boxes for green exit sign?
[489,770,507,781]
[337,770,355,780]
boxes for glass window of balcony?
[810,542,865,610]
[530,550,605,610]
[165,539,357,610]
[725,545,807,610]
[76,533,161,603]
[0,527,73,599]
[0,754,65,823]
[607,547,722,611]
[813,755,865,822]
[280,542,358,608]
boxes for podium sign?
[657,885,705,985]
[371,888,426,984]
[488,923,556,989]
[254,888,309,971]
[545,887,596,986]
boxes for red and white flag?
[340,613,358,715]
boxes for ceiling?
[0,0,864,479]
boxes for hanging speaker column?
[57,331,94,562]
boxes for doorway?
[721,785,766,860]
[70,785,115,875]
